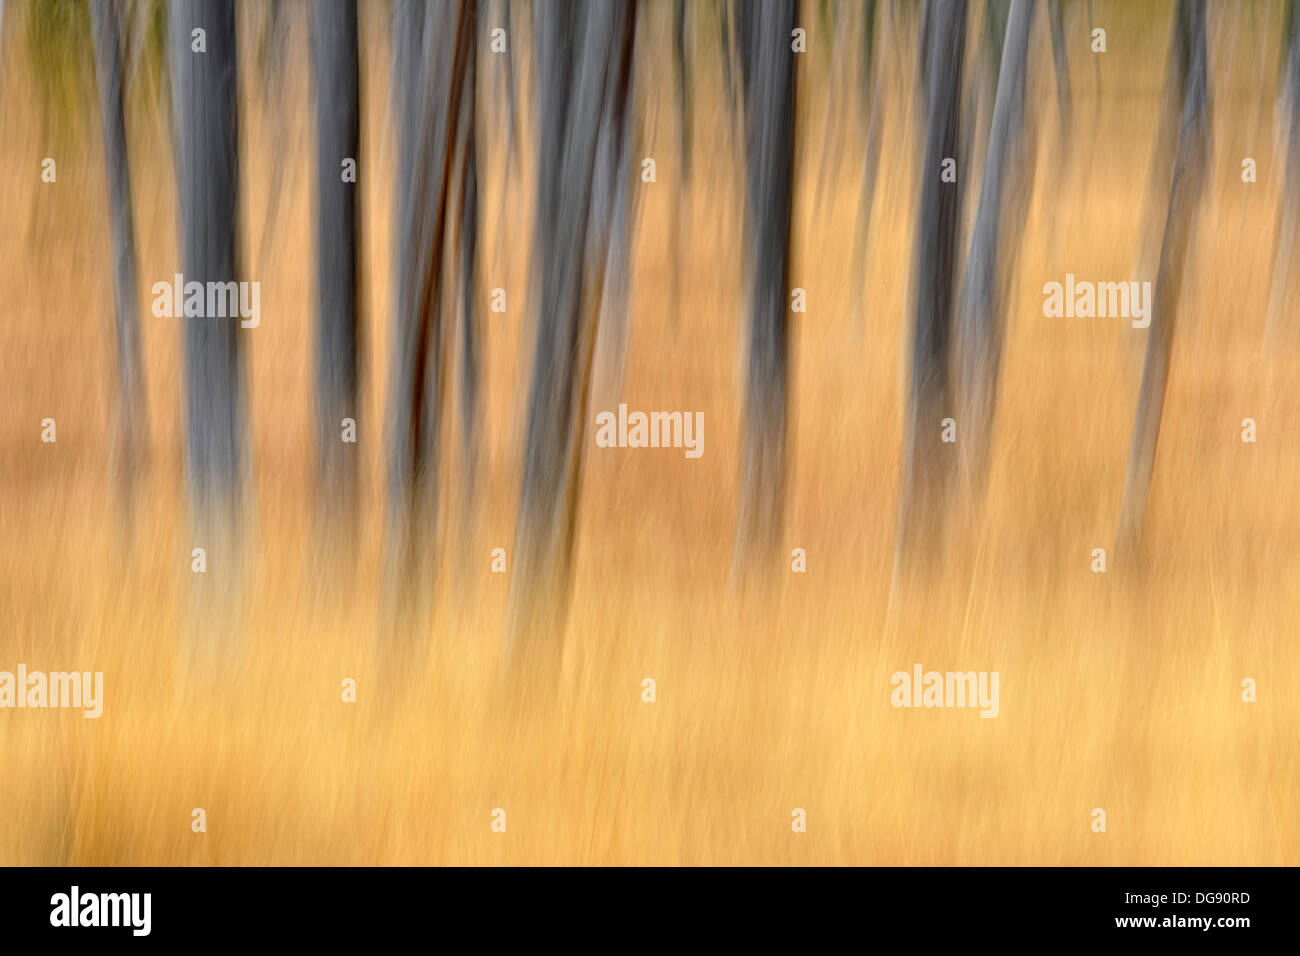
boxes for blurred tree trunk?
[453,1,482,503]
[895,0,966,579]
[169,0,245,562]
[954,0,1034,501]
[1135,1,1194,279]
[592,0,640,411]
[506,0,638,671]
[312,0,360,548]
[1048,0,1071,149]
[91,0,148,511]
[851,0,882,330]
[1118,0,1209,547]
[385,0,474,637]
[733,0,798,585]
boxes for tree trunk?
[311,0,360,544]
[455,1,482,499]
[506,0,638,670]
[733,0,798,583]
[385,0,474,633]
[169,0,245,554]
[91,0,148,510]
[954,0,1034,500]
[1117,0,1209,547]
[895,0,966,578]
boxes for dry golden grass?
[0,1,1297,865]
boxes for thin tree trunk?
[169,0,245,553]
[955,0,1034,500]
[1048,0,1071,150]
[733,0,798,583]
[385,0,474,636]
[895,0,966,578]
[669,0,691,329]
[1135,1,1193,279]
[506,0,638,670]
[312,0,360,546]
[455,1,482,499]
[851,0,882,331]
[592,2,640,411]
[91,0,148,509]
[1118,0,1209,547]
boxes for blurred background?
[0,0,1297,864]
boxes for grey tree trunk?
[91,0,148,508]
[454,1,482,498]
[1048,0,1071,149]
[592,1,640,411]
[505,0,638,670]
[169,0,246,554]
[958,0,1008,229]
[674,0,692,184]
[954,0,1034,500]
[311,0,360,542]
[1117,0,1209,547]
[385,0,475,632]
[850,0,882,330]
[895,0,966,577]
[669,0,691,327]
[1135,1,1194,279]
[733,0,798,583]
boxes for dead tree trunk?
[1117,0,1209,547]
[592,2,641,411]
[895,0,966,578]
[669,0,692,327]
[851,0,882,329]
[91,0,148,509]
[505,0,638,670]
[1135,1,1195,279]
[733,0,798,583]
[954,0,1034,500]
[169,0,246,562]
[1048,0,1071,149]
[385,0,475,633]
[454,1,482,500]
[312,0,360,545]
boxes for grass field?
[0,0,1297,865]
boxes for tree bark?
[91,0,148,508]
[169,0,245,549]
[1118,0,1209,547]
[895,0,966,578]
[733,0,798,583]
[955,0,1034,500]
[312,0,360,542]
